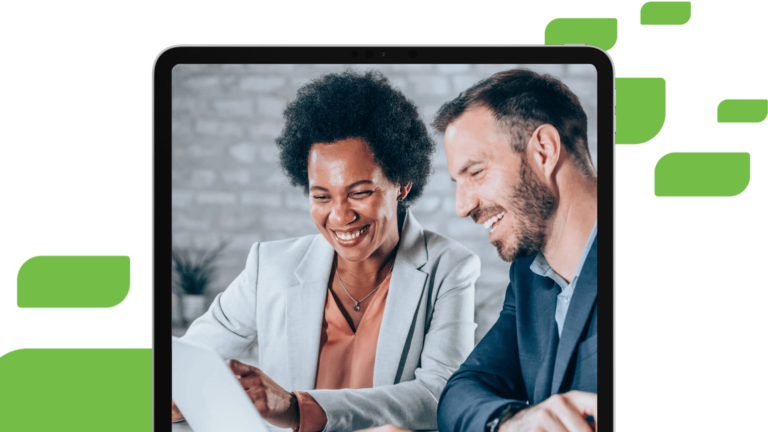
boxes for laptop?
[172,337,271,432]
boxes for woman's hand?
[171,400,184,422]
[229,359,300,429]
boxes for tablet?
[172,337,272,432]
[155,47,614,431]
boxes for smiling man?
[433,69,599,432]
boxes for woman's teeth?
[335,225,369,241]
[483,212,505,232]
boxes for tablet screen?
[165,55,607,430]
[170,63,597,345]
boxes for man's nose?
[455,183,477,219]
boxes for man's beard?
[492,156,557,263]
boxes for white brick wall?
[172,63,598,342]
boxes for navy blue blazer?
[437,237,598,432]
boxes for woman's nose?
[329,198,357,226]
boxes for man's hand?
[229,359,300,429]
[355,425,413,432]
[172,400,184,422]
[500,391,597,432]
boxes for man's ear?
[398,182,413,201]
[527,124,561,179]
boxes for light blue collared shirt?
[530,222,597,337]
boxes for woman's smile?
[330,224,371,247]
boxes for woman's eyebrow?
[310,181,372,192]
[346,180,374,189]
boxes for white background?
[1,1,766,430]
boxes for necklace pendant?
[353,303,361,312]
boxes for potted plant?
[172,242,227,326]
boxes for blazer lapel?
[550,237,598,395]
[532,277,560,403]
[373,211,429,386]
[285,235,335,391]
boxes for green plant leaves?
[172,242,227,295]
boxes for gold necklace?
[335,260,394,312]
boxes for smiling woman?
[175,69,481,432]
[276,70,434,213]
[307,137,406,267]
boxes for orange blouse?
[294,272,392,432]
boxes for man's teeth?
[483,212,505,230]
[336,225,369,240]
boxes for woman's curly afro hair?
[275,70,436,212]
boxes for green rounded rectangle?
[17,256,130,308]
[717,99,768,123]
[615,77,666,144]
[0,349,151,431]
[655,152,750,197]
[641,2,691,25]
[544,18,618,51]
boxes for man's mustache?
[469,205,506,224]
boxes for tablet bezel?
[155,46,614,429]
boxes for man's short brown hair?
[433,69,594,175]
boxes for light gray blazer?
[181,211,480,431]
